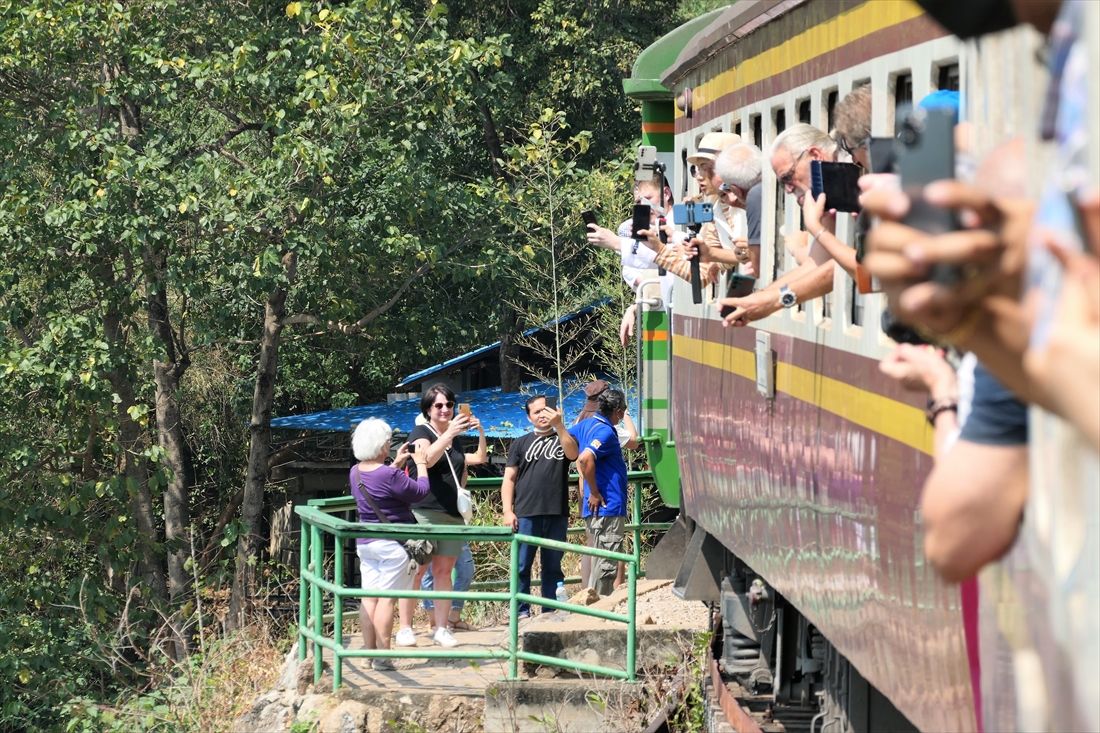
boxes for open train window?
[773,107,786,135]
[797,98,811,124]
[893,71,913,113]
[937,62,960,91]
[825,89,839,131]
[734,121,742,138]
[849,277,863,326]
[751,114,762,149]
[770,108,786,281]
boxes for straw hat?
[687,132,741,165]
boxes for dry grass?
[180,621,286,732]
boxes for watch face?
[780,289,797,307]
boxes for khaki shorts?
[412,507,466,558]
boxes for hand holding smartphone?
[581,210,597,229]
[896,106,960,284]
[810,161,862,213]
[719,274,756,318]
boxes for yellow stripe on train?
[675,334,933,456]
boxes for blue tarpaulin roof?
[270,380,636,438]
[394,298,612,388]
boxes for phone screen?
[810,161,862,212]
[631,204,651,240]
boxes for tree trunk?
[227,253,295,630]
[146,245,192,658]
[499,306,522,393]
[103,306,166,602]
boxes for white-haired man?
[720,123,849,326]
[684,142,764,276]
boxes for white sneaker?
[395,627,417,647]
[432,626,458,648]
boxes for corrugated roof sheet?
[394,298,612,388]
[270,380,637,438]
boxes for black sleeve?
[408,424,435,445]
[506,434,526,468]
[746,183,763,247]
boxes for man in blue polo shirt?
[569,388,629,597]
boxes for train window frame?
[750,113,763,150]
[935,61,960,91]
[770,106,787,282]
[824,88,839,132]
[890,69,914,123]
[797,97,811,125]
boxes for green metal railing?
[296,471,669,690]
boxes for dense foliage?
[0,0,685,726]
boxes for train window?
[797,98,811,124]
[734,121,742,138]
[825,89,838,131]
[771,107,786,281]
[893,71,913,113]
[937,62,960,91]
[773,107,786,135]
[849,276,863,326]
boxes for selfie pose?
[396,383,486,648]
[500,395,579,618]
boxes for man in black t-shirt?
[502,395,580,617]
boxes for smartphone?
[544,395,558,410]
[635,144,658,181]
[896,106,959,283]
[719,274,756,318]
[458,403,471,417]
[581,210,598,228]
[867,137,897,175]
[631,203,651,240]
[810,161,862,212]
[672,201,714,228]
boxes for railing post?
[508,533,519,681]
[632,480,643,571]
[332,533,344,692]
[298,516,310,662]
[627,557,637,682]
[311,523,323,685]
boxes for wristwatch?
[779,285,798,309]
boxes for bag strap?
[350,465,389,524]
[423,424,464,489]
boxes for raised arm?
[619,412,641,450]
[545,407,579,460]
[464,416,488,466]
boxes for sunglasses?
[778,150,808,189]
[689,162,714,178]
[433,401,455,410]
[837,135,866,159]
[718,182,744,198]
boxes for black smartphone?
[896,106,959,283]
[581,210,597,228]
[631,204,651,240]
[868,137,897,175]
[719,274,756,318]
[810,161,862,212]
[544,395,557,410]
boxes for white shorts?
[357,540,413,591]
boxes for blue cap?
[918,90,962,124]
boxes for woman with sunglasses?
[396,383,486,648]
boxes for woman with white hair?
[349,418,429,671]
